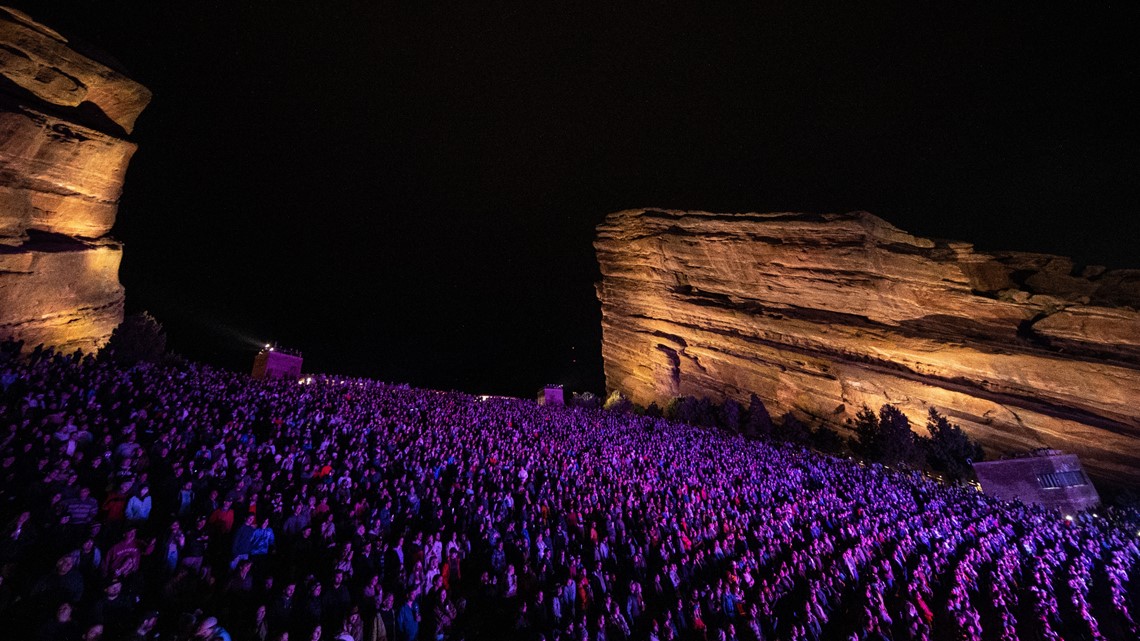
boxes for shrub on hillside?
[101,311,167,366]
[777,412,812,445]
[671,396,719,427]
[570,391,601,410]
[810,424,846,454]
[603,390,634,414]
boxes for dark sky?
[17,2,1140,397]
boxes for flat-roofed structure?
[252,345,303,381]
[537,385,564,406]
[973,449,1100,514]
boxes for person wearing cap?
[196,616,233,641]
[89,580,136,639]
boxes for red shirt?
[208,508,235,534]
[103,492,128,521]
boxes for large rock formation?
[0,7,149,352]
[596,209,1140,485]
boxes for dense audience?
[1,343,1137,641]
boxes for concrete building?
[537,385,565,406]
[252,345,303,381]
[973,450,1100,514]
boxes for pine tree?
[719,398,744,432]
[744,393,773,438]
[848,405,882,459]
[925,407,984,481]
[877,404,924,467]
[850,404,924,467]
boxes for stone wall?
[0,7,150,353]
[595,208,1140,485]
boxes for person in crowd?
[0,341,1137,641]
[126,486,152,526]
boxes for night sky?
[17,2,1140,397]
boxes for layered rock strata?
[0,7,149,352]
[596,209,1140,485]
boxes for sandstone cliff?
[596,209,1140,485]
[0,7,149,352]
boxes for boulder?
[0,7,149,352]
[0,7,151,133]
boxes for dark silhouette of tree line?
[589,389,985,483]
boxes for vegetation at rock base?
[596,391,984,481]
[925,407,985,482]
[101,311,167,366]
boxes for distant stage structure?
[972,449,1100,514]
[252,344,303,380]
[538,385,565,406]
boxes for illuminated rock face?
[596,209,1140,485]
[0,8,150,134]
[0,239,124,352]
[0,106,138,239]
[0,7,150,352]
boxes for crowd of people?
[1,343,1138,641]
